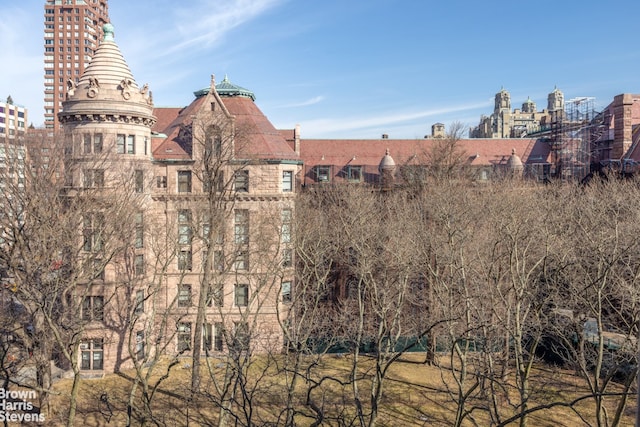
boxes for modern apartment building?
[0,99,27,140]
[44,0,109,132]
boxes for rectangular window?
[136,331,145,360]
[83,133,92,154]
[83,213,104,252]
[347,165,363,182]
[94,169,104,187]
[81,296,104,321]
[134,289,144,314]
[281,209,292,243]
[216,171,225,193]
[208,283,223,307]
[177,322,191,352]
[134,170,144,193]
[156,175,167,188]
[282,248,293,268]
[234,170,249,193]
[214,322,224,351]
[178,210,192,245]
[214,250,225,272]
[234,284,248,307]
[80,339,103,370]
[178,250,192,271]
[234,210,249,244]
[135,212,144,248]
[178,284,192,307]
[94,134,103,153]
[178,171,192,193]
[315,165,331,182]
[116,134,125,154]
[203,323,212,352]
[234,250,248,271]
[232,322,250,352]
[282,281,292,303]
[135,254,144,276]
[282,171,293,192]
[83,169,104,188]
[93,258,105,280]
[127,135,135,154]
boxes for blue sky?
[2,0,640,138]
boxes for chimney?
[294,124,301,155]
[382,134,389,139]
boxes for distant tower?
[547,87,564,112]
[44,0,110,132]
[521,97,536,113]
[431,122,445,138]
[494,88,511,114]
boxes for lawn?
[45,354,637,426]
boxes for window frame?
[178,284,192,308]
[177,322,191,352]
[80,338,104,370]
[346,165,363,182]
[282,281,292,303]
[81,295,104,321]
[178,249,193,271]
[234,284,249,307]
[282,170,293,192]
[234,170,249,193]
[177,170,192,193]
[315,165,331,182]
[134,169,144,193]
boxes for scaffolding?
[549,97,601,181]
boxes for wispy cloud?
[307,102,487,131]
[277,96,325,108]
[297,101,491,136]
[160,0,286,56]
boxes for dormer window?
[315,166,331,182]
[346,165,362,182]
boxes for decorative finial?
[210,74,216,89]
[103,23,115,42]
[512,148,516,155]
[223,74,230,83]
[385,148,390,156]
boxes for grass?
[45,353,637,426]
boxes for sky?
[2,0,640,139]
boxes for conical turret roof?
[79,23,138,90]
[59,23,155,125]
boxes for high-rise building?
[43,0,109,132]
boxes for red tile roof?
[152,107,182,134]
[151,96,299,162]
[298,137,551,184]
[222,97,299,161]
[152,98,206,160]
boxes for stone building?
[60,24,300,374]
[470,87,564,138]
